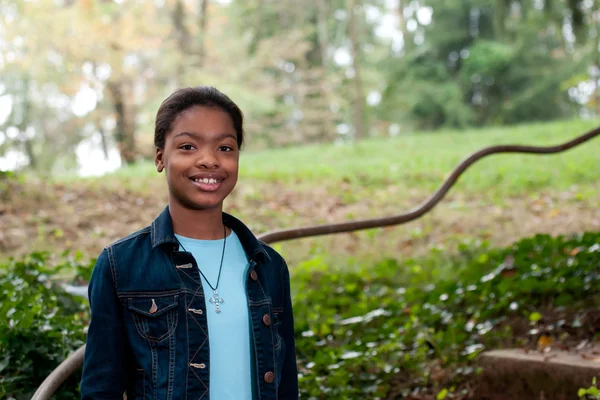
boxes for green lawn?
[106,118,600,199]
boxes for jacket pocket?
[128,295,179,342]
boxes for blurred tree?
[379,0,593,130]
[0,0,597,174]
[348,0,367,140]
[227,0,346,145]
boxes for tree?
[348,0,367,140]
[1,0,173,166]
[379,0,592,130]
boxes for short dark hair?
[154,86,244,149]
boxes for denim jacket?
[80,206,298,400]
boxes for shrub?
[0,252,93,399]
[293,232,600,398]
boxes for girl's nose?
[194,150,219,168]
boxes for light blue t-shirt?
[175,230,253,400]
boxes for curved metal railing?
[31,125,600,400]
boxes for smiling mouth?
[192,178,223,184]
[190,177,224,192]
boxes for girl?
[80,86,298,400]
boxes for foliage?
[0,170,20,203]
[1,0,599,173]
[0,232,598,398]
[293,231,600,398]
[580,378,600,400]
[0,252,93,399]
[381,0,597,130]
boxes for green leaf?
[437,388,448,400]
[529,312,542,323]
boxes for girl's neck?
[169,201,228,240]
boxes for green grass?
[101,119,600,198]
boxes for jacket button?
[262,314,271,326]
[250,270,258,281]
[264,371,275,383]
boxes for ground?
[1,118,599,266]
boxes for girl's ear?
[155,147,164,173]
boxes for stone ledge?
[476,348,600,400]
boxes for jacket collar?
[151,206,271,263]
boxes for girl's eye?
[219,146,234,152]
[180,144,195,150]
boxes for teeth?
[193,178,220,184]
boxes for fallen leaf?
[576,340,589,350]
[537,334,554,351]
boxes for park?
[0,1,599,399]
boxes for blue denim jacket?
[80,206,298,400]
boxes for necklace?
[176,224,227,314]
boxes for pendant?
[209,289,224,313]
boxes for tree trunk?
[348,0,366,140]
[96,118,110,160]
[197,0,209,63]
[567,0,585,42]
[172,0,190,85]
[249,0,264,54]
[595,0,600,116]
[107,81,137,165]
[279,0,290,28]
[315,0,328,67]
[22,138,36,169]
[17,80,36,169]
[520,0,528,21]
[494,0,507,41]
[397,0,410,51]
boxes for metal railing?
[31,125,600,399]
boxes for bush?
[0,252,93,399]
[0,232,598,399]
[293,232,600,398]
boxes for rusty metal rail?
[31,125,600,400]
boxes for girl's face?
[155,105,240,211]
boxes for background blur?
[1,0,600,175]
[1,1,599,399]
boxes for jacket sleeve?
[278,260,299,399]
[80,248,127,399]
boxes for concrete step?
[476,348,600,400]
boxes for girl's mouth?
[190,177,224,192]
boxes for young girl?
[80,86,298,400]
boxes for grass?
[104,118,600,198]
